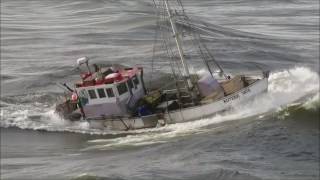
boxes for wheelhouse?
[73,57,146,118]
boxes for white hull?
[88,77,268,131]
[165,77,268,123]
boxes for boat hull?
[87,77,268,130]
[88,114,159,131]
[165,77,268,123]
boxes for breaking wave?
[84,67,319,149]
[1,67,319,144]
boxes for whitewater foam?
[302,93,320,111]
[1,67,319,142]
[83,67,319,149]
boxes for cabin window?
[88,89,97,99]
[133,75,139,86]
[106,88,115,98]
[117,82,128,95]
[97,88,106,98]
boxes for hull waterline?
[87,77,268,131]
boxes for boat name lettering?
[223,94,239,103]
[241,88,251,95]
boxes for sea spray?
[0,67,319,137]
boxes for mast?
[164,0,193,89]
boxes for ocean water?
[1,0,319,179]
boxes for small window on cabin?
[128,79,134,89]
[88,89,97,99]
[106,88,115,98]
[97,88,106,98]
[117,82,128,95]
[133,75,139,86]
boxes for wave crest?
[1,67,319,139]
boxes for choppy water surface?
[1,0,319,179]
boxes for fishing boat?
[55,0,269,130]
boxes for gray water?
[1,0,319,179]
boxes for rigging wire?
[149,0,161,90]
[151,0,228,103]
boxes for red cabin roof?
[75,67,142,88]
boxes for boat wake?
[1,67,319,144]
